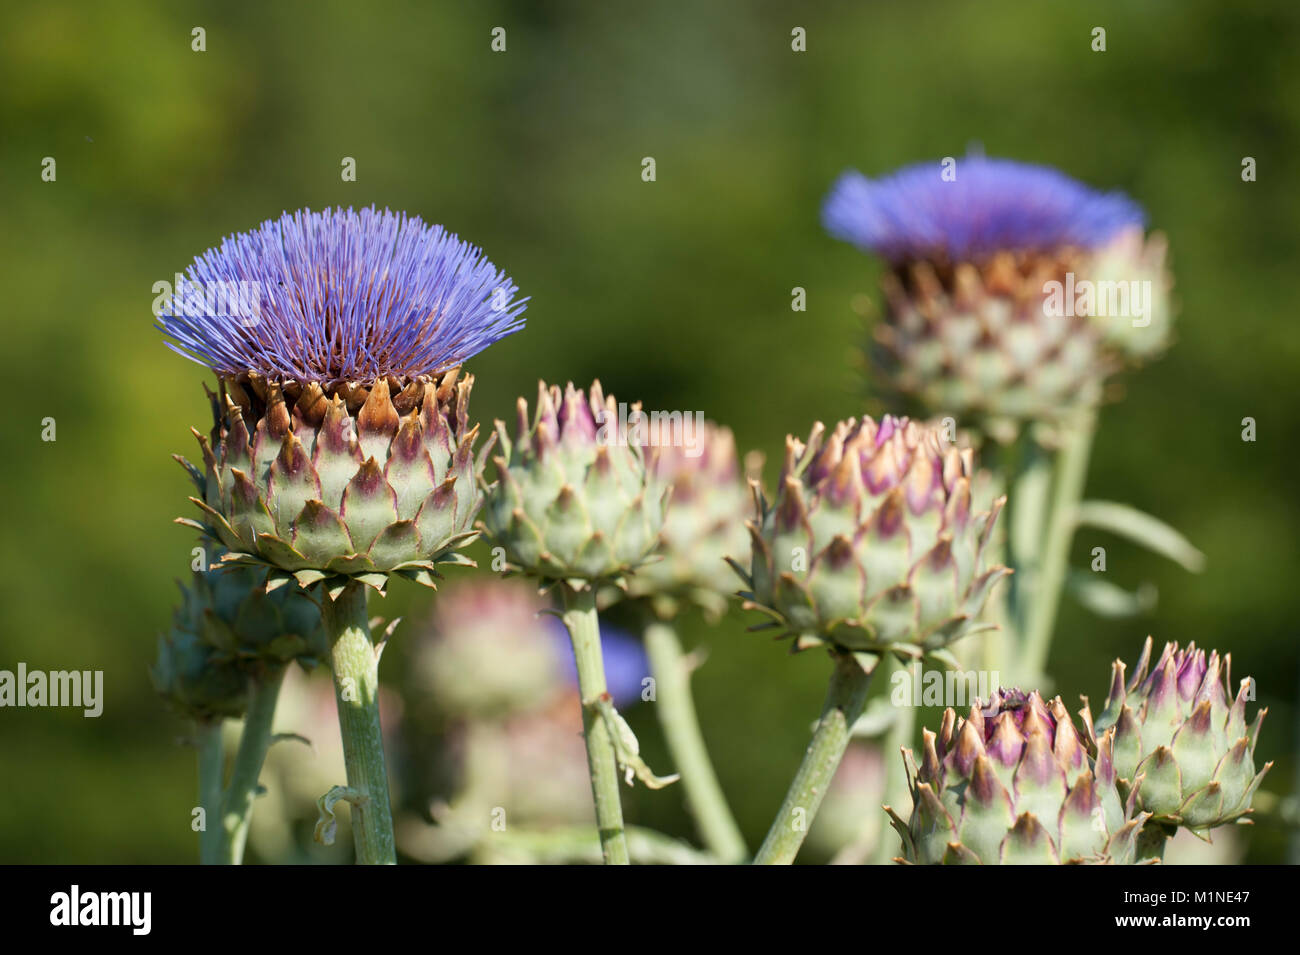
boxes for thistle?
[746,414,1008,864]
[480,380,674,865]
[823,155,1170,444]
[887,688,1148,864]
[1085,638,1272,847]
[480,380,668,584]
[159,206,527,864]
[163,207,522,594]
[737,414,1008,658]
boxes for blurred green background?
[2,0,1297,863]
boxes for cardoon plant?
[161,206,526,863]
[479,381,674,864]
[734,413,1008,863]
[823,155,1168,441]
[823,156,1179,689]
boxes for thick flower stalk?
[823,155,1171,444]
[161,206,526,864]
[887,688,1148,864]
[1085,638,1272,850]
[480,381,672,865]
[737,414,1008,656]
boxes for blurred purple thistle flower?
[545,617,648,708]
[822,155,1145,263]
[157,206,527,384]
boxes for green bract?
[177,370,488,594]
[480,381,668,586]
[736,415,1008,657]
[1085,638,1271,835]
[188,551,325,667]
[887,689,1148,864]
[627,421,751,619]
[1081,228,1173,362]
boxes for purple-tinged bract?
[735,414,1008,655]
[887,688,1149,864]
[158,206,527,385]
[1085,637,1272,835]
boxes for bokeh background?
[2,0,1297,862]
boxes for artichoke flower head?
[888,688,1149,865]
[823,155,1172,444]
[160,207,527,596]
[737,413,1008,660]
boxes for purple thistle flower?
[822,156,1145,263]
[157,206,527,384]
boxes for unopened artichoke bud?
[160,207,527,594]
[736,414,1008,657]
[178,370,488,592]
[151,626,249,722]
[823,156,1170,444]
[185,550,326,668]
[1080,227,1173,361]
[410,580,564,720]
[626,421,751,618]
[887,689,1148,865]
[1085,638,1272,834]
[480,381,668,586]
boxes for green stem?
[196,719,225,865]
[1135,821,1174,862]
[754,651,875,865]
[560,584,630,865]
[1021,412,1097,685]
[219,666,285,865]
[643,619,747,863]
[322,582,395,865]
[1001,436,1051,672]
[872,658,918,865]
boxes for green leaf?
[593,696,680,790]
[1073,500,1206,573]
[314,785,366,847]
[1066,570,1157,618]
